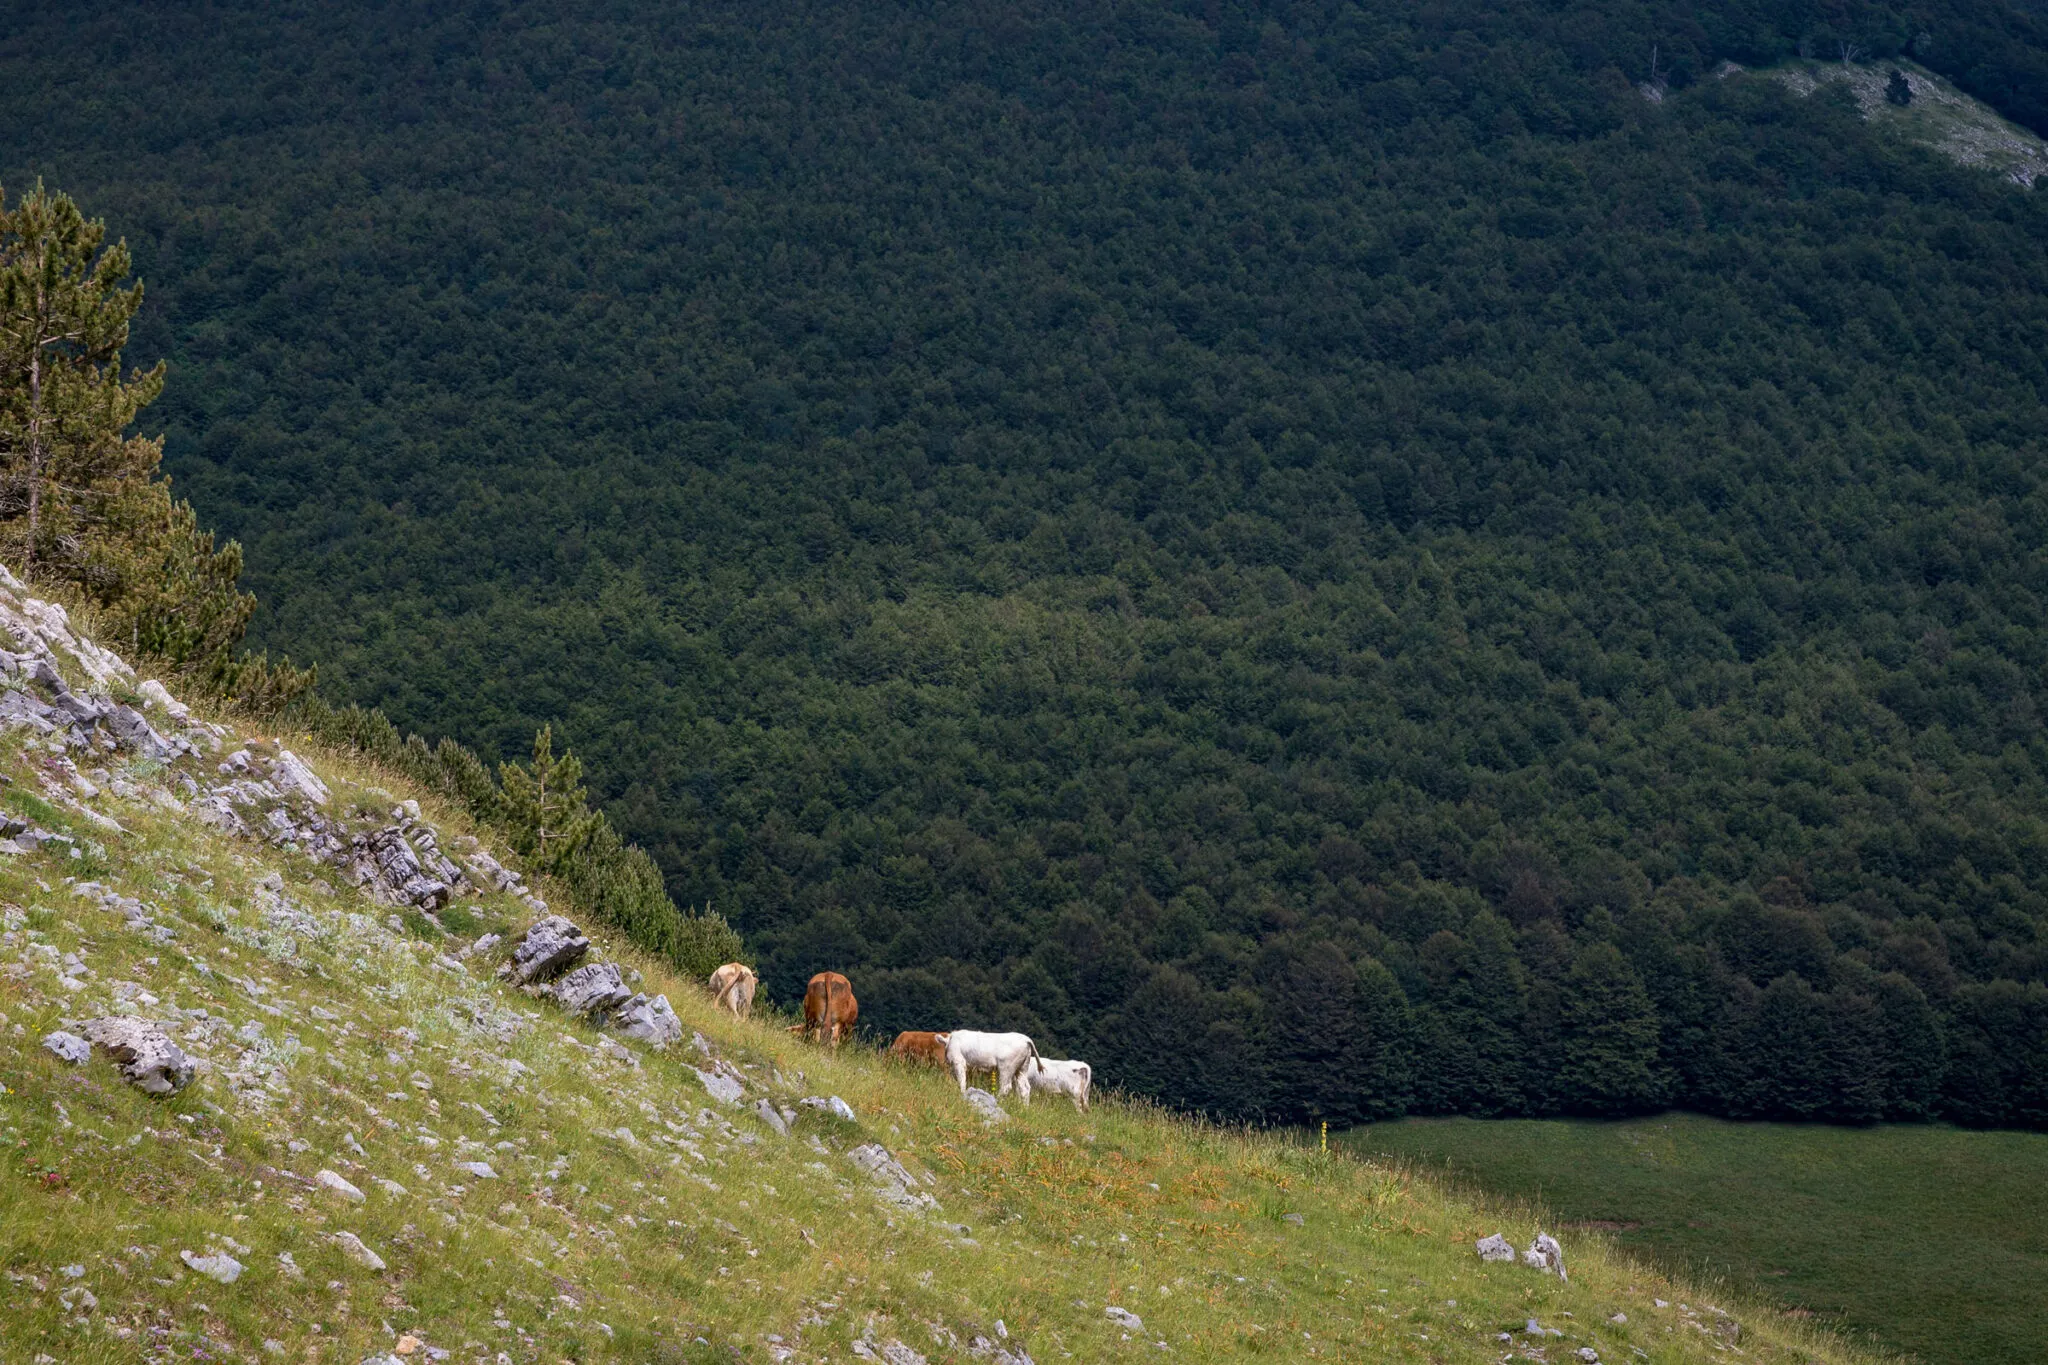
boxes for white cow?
[943,1030,1041,1099]
[1026,1057,1093,1110]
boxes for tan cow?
[801,971,858,1047]
[708,962,758,1019]
[888,1030,950,1066]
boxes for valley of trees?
[3,0,2046,1127]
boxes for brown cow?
[708,962,758,1019]
[888,1030,950,1066]
[801,971,858,1047]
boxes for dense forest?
[3,0,2047,1127]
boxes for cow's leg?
[951,1057,969,1094]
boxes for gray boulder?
[1476,1232,1516,1262]
[500,915,591,984]
[41,1030,90,1065]
[849,1142,938,1211]
[82,1017,194,1095]
[266,749,330,806]
[349,825,452,910]
[551,962,633,1017]
[694,1065,745,1105]
[752,1098,790,1136]
[964,1087,1007,1122]
[613,992,683,1046]
[1523,1231,1567,1280]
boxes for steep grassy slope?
[1348,1114,2048,1364]
[9,0,2048,1131]
[0,576,1874,1365]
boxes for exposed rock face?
[849,1142,938,1211]
[316,1170,366,1203]
[501,915,591,985]
[552,962,633,1017]
[41,1030,90,1065]
[331,1231,386,1271]
[751,1098,790,1136]
[694,1065,744,1105]
[82,1017,195,1095]
[348,824,454,910]
[1476,1232,1516,1262]
[613,992,683,1047]
[1522,1231,1567,1279]
[267,749,330,805]
[179,1250,244,1284]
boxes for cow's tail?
[1027,1037,1043,1074]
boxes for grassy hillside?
[1347,1114,2048,1364]
[0,573,1878,1365]
[4,0,2048,1130]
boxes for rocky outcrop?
[41,1029,90,1064]
[849,1142,939,1211]
[552,962,633,1016]
[82,1017,195,1095]
[501,915,591,985]
[347,823,457,910]
[614,992,684,1046]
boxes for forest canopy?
[3,0,2046,1126]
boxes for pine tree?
[498,726,601,871]
[0,183,282,689]
[0,182,161,577]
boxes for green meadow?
[1344,1114,2048,1365]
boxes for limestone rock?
[801,1095,856,1122]
[551,962,633,1017]
[694,1066,744,1105]
[964,1088,1007,1122]
[316,1170,366,1203]
[82,1017,194,1095]
[331,1231,387,1271]
[1523,1231,1567,1280]
[464,847,528,893]
[1476,1232,1516,1262]
[458,932,502,960]
[41,1030,90,1065]
[613,992,683,1046]
[849,1142,938,1211]
[349,825,453,910]
[179,1250,244,1284]
[136,677,190,720]
[267,750,331,806]
[1104,1306,1144,1332]
[500,915,590,985]
[752,1098,790,1136]
[454,1161,498,1180]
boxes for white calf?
[1027,1057,1092,1110]
[944,1030,1041,1099]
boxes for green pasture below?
[1344,1114,2048,1365]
